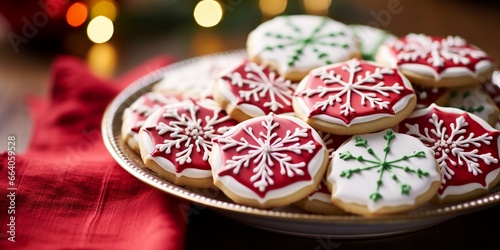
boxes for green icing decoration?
[460,105,485,114]
[264,17,349,67]
[350,24,395,61]
[339,130,429,202]
[451,90,485,114]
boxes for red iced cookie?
[398,104,500,203]
[377,33,494,87]
[121,91,180,153]
[214,60,297,122]
[293,58,416,135]
[210,113,328,209]
[139,99,238,188]
[412,85,450,107]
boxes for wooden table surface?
[1,0,500,249]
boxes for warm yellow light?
[87,43,117,78]
[303,0,332,15]
[259,0,287,16]
[193,0,223,28]
[87,16,114,44]
[66,2,88,27]
[190,30,225,56]
[91,0,118,21]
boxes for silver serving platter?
[102,50,500,238]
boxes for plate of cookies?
[102,15,500,238]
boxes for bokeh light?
[259,0,287,16]
[190,30,225,56]
[303,0,332,15]
[87,43,117,78]
[87,16,114,44]
[66,2,88,27]
[193,0,223,28]
[90,0,118,21]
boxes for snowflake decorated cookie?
[121,91,179,153]
[153,51,246,99]
[293,131,350,214]
[350,24,397,61]
[139,99,238,188]
[413,84,450,108]
[213,60,297,122]
[376,33,495,87]
[398,104,500,204]
[328,129,441,216]
[317,131,351,157]
[482,71,500,109]
[247,15,359,81]
[447,86,499,126]
[293,58,416,135]
[210,113,328,209]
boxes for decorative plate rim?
[102,49,500,226]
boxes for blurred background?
[0,0,499,150]
[1,0,499,78]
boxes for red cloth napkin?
[0,55,187,249]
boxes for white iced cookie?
[447,85,499,127]
[350,24,397,61]
[327,129,441,217]
[247,15,359,81]
[153,51,246,99]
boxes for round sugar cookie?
[153,52,246,99]
[293,58,416,135]
[294,176,346,215]
[121,91,179,153]
[247,15,359,81]
[376,33,495,87]
[139,99,238,189]
[482,71,500,109]
[210,113,329,209]
[398,104,500,204]
[317,130,352,156]
[327,129,441,217]
[447,85,499,127]
[294,132,350,215]
[213,60,297,122]
[350,24,397,61]
[413,84,450,108]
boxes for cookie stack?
[376,33,499,127]
[122,14,500,217]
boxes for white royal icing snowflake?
[301,59,404,116]
[319,131,336,155]
[132,92,178,117]
[154,101,232,165]
[217,114,316,192]
[405,113,498,184]
[393,34,487,68]
[153,52,246,99]
[225,62,295,112]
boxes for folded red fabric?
[0,55,187,249]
